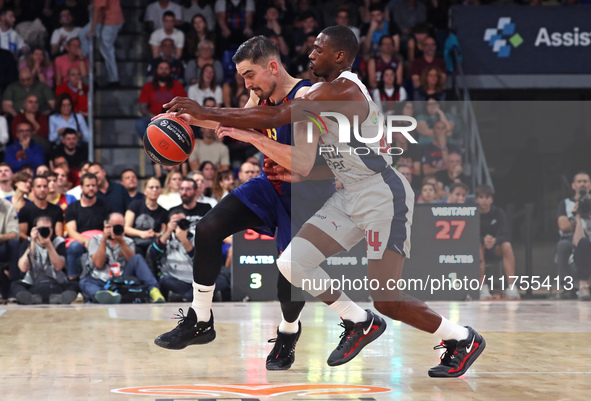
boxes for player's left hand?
[164,97,206,120]
[266,163,303,183]
[216,125,258,143]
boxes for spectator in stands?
[237,161,259,184]
[211,169,235,201]
[391,131,421,175]
[406,23,430,63]
[411,36,446,89]
[187,64,223,106]
[3,67,55,117]
[335,8,360,42]
[12,215,78,304]
[158,170,183,210]
[419,174,444,202]
[81,0,124,87]
[188,127,229,171]
[124,177,168,258]
[435,151,470,195]
[222,70,247,108]
[556,172,590,298]
[145,0,182,32]
[50,9,81,57]
[291,11,319,59]
[55,67,89,117]
[0,198,20,299]
[0,163,14,198]
[147,38,185,84]
[150,210,194,301]
[367,36,403,89]
[417,182,437,204]
[199,161,215,197]
[0,8,28,57]
[66,160,91,200]
[189,170,217,208]
[476,185,520,300]
[215,0,255,49]
[46,171,76,212]
[416,98,455,145]
[65,172,112,280]
[184,13,216,62]
[35,164,49,178]
[79,212,165,304]
[52,128,89,176]
[185,40,223,86]
[53,162,73,191]
[254,6,290,57]
[447,182,469,204]
[396,164,420,197]
[0,48,18,94]
[5,171,32,213]
[11,94,49,143]
[120,169,144,203]
[150,11,185,60]
[19,175,64,240]
[421,121,461,176]
[20,164,35,179]
[183,1,216,32]
[48,93,89,144]
[371,67,407,116]
[136,61,187,139]
[87,162,130,215]
[19,48,54,89]
[570,180,591,301]
[54,37,88,86]
[389,0,427,38]
[414,66,446,102]
[170,178,212,228]
[360,4,400,57]
[5,121,46,172]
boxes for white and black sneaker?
[154,307,216,350]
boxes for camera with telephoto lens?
[38,227,51,238]
[112,224,124,236]
[578,190,591,218]
[177,219,191,230]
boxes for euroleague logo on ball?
[160,119,169,127]
[159,140,169,150]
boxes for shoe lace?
[433,341,459,365]
[335,321,355,351]
[172,308,192,327]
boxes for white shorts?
[306,167,414,259]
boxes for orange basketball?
[144,115,195,166]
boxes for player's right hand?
[266,163,303,183]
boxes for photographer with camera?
[79,213,165,304]
[150,211,194,301]
[556,172,591,299]
[11,216,78,304]
[169,178,212,229]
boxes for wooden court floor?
[1,300,590,401]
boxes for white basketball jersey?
[319,71,393,185]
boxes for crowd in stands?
[1,0,588,305]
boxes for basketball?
[143,115,195,166]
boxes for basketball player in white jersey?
[165,26,486,377]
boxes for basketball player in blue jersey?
[154,36,375,370]
[164,26,486,377]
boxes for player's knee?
[277,237,328,291]
[276,245,293,283]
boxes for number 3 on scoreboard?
[435,220,466,239]
[250,273,262,289]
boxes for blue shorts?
[231,176,293,251]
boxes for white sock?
[278,313,301,334]
[433,316,470,341]
[191,282,215,322]
[329,292,368,323]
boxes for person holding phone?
[11,216,78,305]
[79,212,165,304]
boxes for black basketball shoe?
[428,326,486,378]
[266,322,302,370]
[326,310,387,367]
[154,307,216,350]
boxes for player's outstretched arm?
[164,97,292,130]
